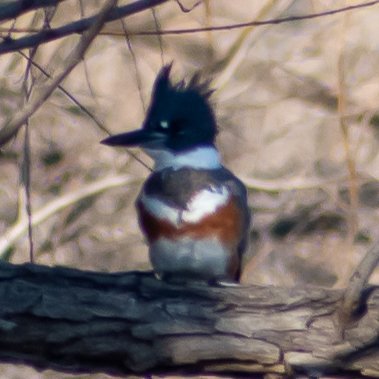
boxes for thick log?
[0,261,378,377]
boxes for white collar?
[143,146,222,171]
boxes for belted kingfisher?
[101,64,251,282]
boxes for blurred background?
[1,0,379,377]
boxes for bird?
[101,64,251,283]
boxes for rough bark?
[0,261,378,377]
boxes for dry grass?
[1,0,379,376]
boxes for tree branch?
[0,0,169,55]
[0,0,117,146]
[1,1,378,54]
[103,0,379,36]
[0,174,135,258]
[339,239,379,326]
[0,261,378,377]
[0,0,66,22]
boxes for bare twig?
[174,0,202,13]
[0,0,118,147]
[120,19,146,112]
[241,174,347,192]
[109,0,379,36]
[0,0,66,22]
[117,20,154,171]
[339,239,379,324]
[203,0,214,51]
[0,0,169,55]
[213,0,293,90]
[22,122,34,262]
[0,175,135,259]
[19,5,53,263]
[22,85,35,263]
[17,51,111,135]
[1,1,378,53]
[151,7,164,65]
[77,0,99,102]
[17,50,151,171]
[337,11,359,240]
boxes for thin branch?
[0,0,118,147]
[0,175,135,259]
[105,0,379,36]
[241,174,347,192]
[337,11,359,240]
[17,51,111,135]
[17,51,152,172]
[22,102,35,263]
[0,0,66,22]
[118,19,155,170]
[0,26,51,33]
[1,0,377,53]
[151,7,164,66]
[77,0,97,98]
[22,121,34,262]
[120,19,146,112]
[213,0,292,90]
[0,0,169,55]
[19,6,48,263]
[339,239,379,325]
[174,0,202,13]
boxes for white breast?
[149,236,231,279]
[140,186,230,226]
[181,186,229,223]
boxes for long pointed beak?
[100,129,165,147]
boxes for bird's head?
[101,64,217,153]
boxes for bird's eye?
[159,120,169,129]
